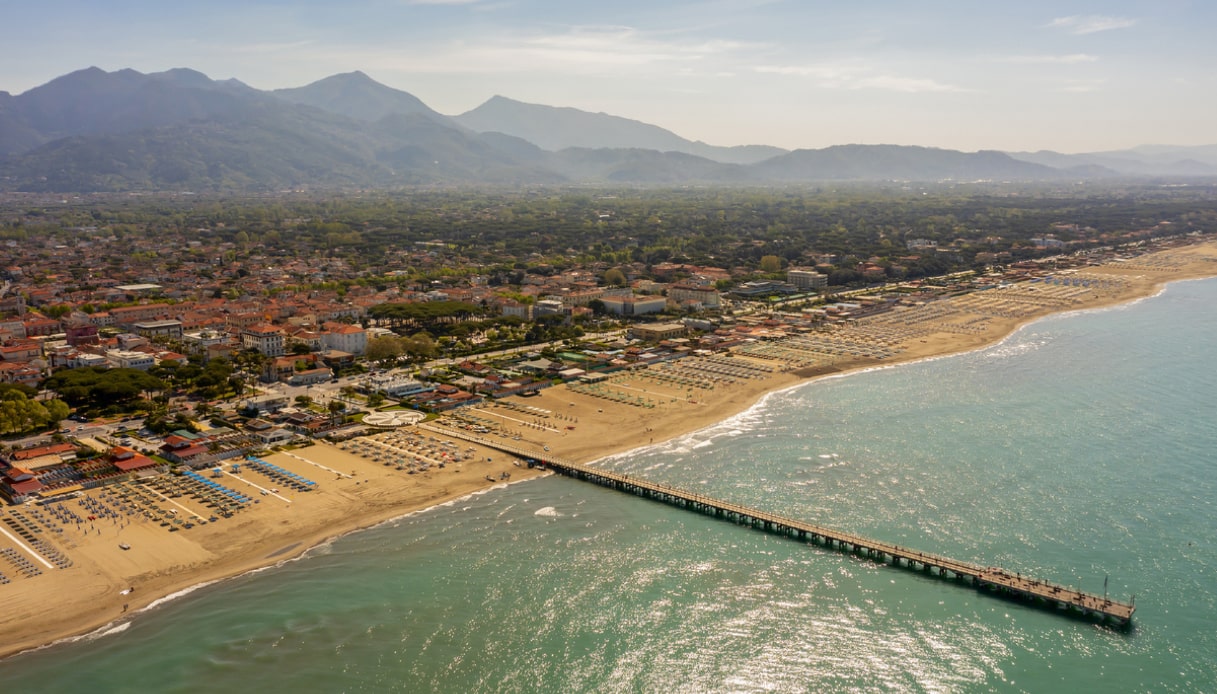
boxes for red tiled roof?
[12,442,75,460]
[9,478,43,494]
[114,455,157,472]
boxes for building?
[560,288,607,307]
[66,351,109,369]
[668,284,721,309]
[183,329,228,354]
[133,319,184,341]
[65,323,100,347]
[113,283,164,297]
[284,367,333,386]
[109,303,172,329]
[0,341,40,362]
[630,323,688,341]
[730,280,799,299]
[242,324,285,357]
[362,374,435,398]
[0,295,27,316]
[600,295,667,316]
[533,299,567,317]
[22,316,61,337]
[786,268,828,291]
[241,394,289,413]
[320,349,356,371]
[320,323,367,356]
[255,427,297,445]
[105,350,155,370]
[500,301,532,320]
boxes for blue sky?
[5,0,1214,152]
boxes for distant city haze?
[5,0,1216,153]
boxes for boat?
[119,543,131,550]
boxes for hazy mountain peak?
[272,72,441,123]
[454,96,787,165]
[147,67,222,90]
[3,65,1214,189]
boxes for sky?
[4,0,1215,153]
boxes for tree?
[327,400,345,425]
[603,268,627,286]
[402,332,437,359]
[760,255,783,273]
[365,335,404,362]
[0,390,69,435]
[295,395,313,407]
[227,375,246,399]
[42,367,166,410]
[44,399,70,423]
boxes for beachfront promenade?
[422,424,1136,630]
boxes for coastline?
[537,241,1217,468]
[4,240,1217,662]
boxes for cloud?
[1001,54,1099,64]
[1048,16,1137,35]
[755,63,966,93]
[304,25,760,79]
[186,23,759,95]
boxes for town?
[0,188,1213,503]
[2,187,1217,660]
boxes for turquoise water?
[5,279,1217,693]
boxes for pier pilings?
[421,425,1135,629]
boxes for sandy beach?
[3,239,1216,660]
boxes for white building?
[105,349,155,370]
[786,268,828,290]
[69,352,109,369]
[667,284,721,309]
[183,329,228,353]
[600,295,667,316]
[242,324,285,357]
[133,319,184,340]
[533,299,566,317]
[362,374,435,398]
[320,323,367,356]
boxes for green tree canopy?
[760,255,783,273]
[603,268,627,286]
[0,389,72,435]
[43,367,166,410]
[365,335,404,362]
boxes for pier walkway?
[423,424,1135,629]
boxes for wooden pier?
[425,425,1135,629]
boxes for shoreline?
[541,248,1217,468]
[15,470,556,661]
[5,240,1217,662]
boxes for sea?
[5,278,1216,693]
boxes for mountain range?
[2,67,1215,192]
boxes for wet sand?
[3,240,1216,660]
